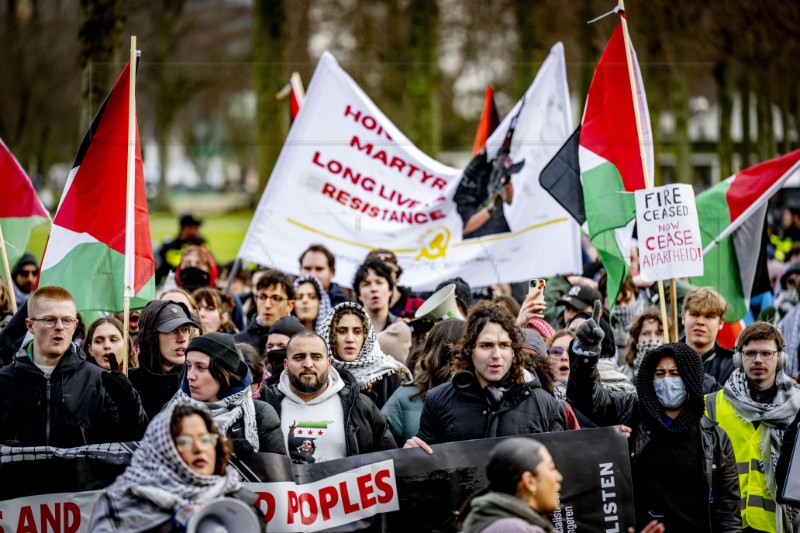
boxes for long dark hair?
[170,404,232,475]
[410,319,465,400]
[84,316,132,363]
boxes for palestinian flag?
[277,72,306,122]
[471,86,500,156]
[541,18,652,310]
[39,61,155,312]
[0,138,50,275]
[691,149,800,321]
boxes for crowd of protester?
[2,212,800,532]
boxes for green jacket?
[380,384,423,446]
[462,492,553,533]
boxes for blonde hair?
[28,286,76,317]
[682,287,727,318]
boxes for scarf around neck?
[319,302,411,390]
[725,370,800,502]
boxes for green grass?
[26,211,254,266]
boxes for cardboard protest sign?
[635,184,703,282]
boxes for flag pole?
[122,35,138,375]
[618,0,671,342]
[0,224,18,314]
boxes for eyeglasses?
[547,347,566,358]
[256,294,287,305]
[30,316,78,328]
[174,433,218,450]
[741,350,778,360]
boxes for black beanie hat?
[187,332,241,375]
[269,315,306,339]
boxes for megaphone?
[184,497,262,533]
[415,284,465,321]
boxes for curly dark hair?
[327,306,369,361]
[410,319,466,400]
[170,404,233,475]
[450,301,525,384]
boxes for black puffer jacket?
[566,342,741,532]
[264,368,397,456]
[415,370,567,445]
[0,343,148,447]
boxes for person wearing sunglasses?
[0,286,148,447]
[705,322,800,531]
[89,398,263,532]
[10,252,38,309]
[545,330,574,401]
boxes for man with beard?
[705,322,800,532]
[263,331,396,464]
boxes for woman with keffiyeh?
[319,302,411,409]
[88,397,263,532]
[293,275,332,332]
[171,332,286,458]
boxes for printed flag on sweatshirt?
[691,149,800,321]
[541,18,652,310]
[39,61,155,312]
[0,138,50,273]
[471,86,500,156]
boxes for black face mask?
[179,267,210,291]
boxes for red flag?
[471,86,500,155]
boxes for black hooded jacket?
[0,343,147,447]
[566,342,741,532]
[128,300,190,419]
[415,368,567,445]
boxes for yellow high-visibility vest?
[706,391,777,532]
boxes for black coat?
[566,348,741,532]
[415,370,567,445]
[129,365,183,420]
[264,369,397,457]
[700,342,736,389]
[362,372,403,411]
[0,344,148,447]
[234,318,270,357]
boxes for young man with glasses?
[705,322,800,531]
[235,270,295,356]
[10,252,38,308]
[0,286,148,446]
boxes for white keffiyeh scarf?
[319,302,411,390]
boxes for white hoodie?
[278,366,347,463]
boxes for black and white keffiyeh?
[725,369,800,529]
[319,302,411,390]
[88,397,241,532]
[294,275,333,333]
[173,364,260,451]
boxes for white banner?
[0,462,398,533]
[635,184,704,282]
[238,45,581,290]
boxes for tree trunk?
[740,75,752,168]
[714,61,733,179]
[756,74,774,162]
[253,0,288,197]
[671,62,691,184]
[407,0,439,155]
[78,0,125,134]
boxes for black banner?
[0,427,634,532]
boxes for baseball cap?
[556,284,601,310]
[156,303,201,333]
[179,213,202,227]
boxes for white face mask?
[653,377,686,409]
[634,339,663,368]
